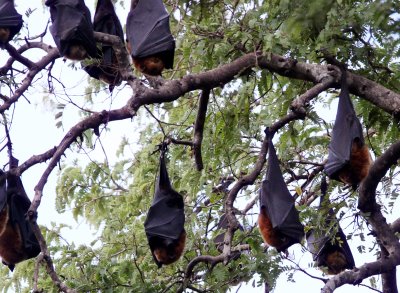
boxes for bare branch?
[193,89,210,171]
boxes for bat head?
[0,27,10,43]
[64,42,88,61]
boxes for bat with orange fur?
[336,138,372,188]
[0,166,40,271]
[126,0,175,76]
[306,178,355,275]
[0,0,23,47]
[84,0,124,90]
[46,0,97,61]
[325,69,372,189]
[258,129,304,252]
[144,144,185,267]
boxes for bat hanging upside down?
[323,250,350,275]
[126,41,165,76]
[258,206,290,251]
[0,27,10,43]
[64,42,88,61]
[150,230,186,267]
[133,55,165,76]
[336,137,371,188]
[0,205,26,271]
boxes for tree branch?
[358,140,400,254]
[193,89,210,171]
[321,252,400,293]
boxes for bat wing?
[45,0,97,58]
[325,74,364,178]
[144,190,185,240]
[144,151,185,241]
[126,0,175,68]
[259,139,304,245]
[93,0,124,39]
[307,195,355,269]
[0,0,23,44]
[306,229,330,261]
[0,171,6,211]
[83,0,123,83]
[7,174,40,259]
[334,225,355,269]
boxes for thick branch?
[5,43,36,69]
[30,109,132,213]
[380,245,398,293]
[391,218,400,233]
[29,221,77,293]
[93,32,132,80]
[358,140,400,254]
[0,47,59,113]
[321,140,400,292]
[321,252,400,293]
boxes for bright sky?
[0,1,398,292]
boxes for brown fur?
[0,27,10,43]
[64,43,88,61]
[324,251,349,275]
[133,56,165,76]
[153,230,186,266]
[337,138,372,187]
[0,206,25,270]
[0,206,8,235]
[258,207,288,251]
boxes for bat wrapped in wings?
[324,70,372,189]
[144,144,185,268]
[258,130,304,252]
[83,0,124,90]
[45,0,97,60]
[306,182,355,275]
[0,0,23,47]
[0,165,40,271]
[126,0,175,76]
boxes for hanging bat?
[126,0,175,76]
[0,0,23,47]
[144,144,186,267]
[306,179,355,275]
[0,167,40,271]
[83,0,124,90]
[45,0,97,61]
[258,129,304,252]
[324,69,372,189]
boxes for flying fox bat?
[258,129,304,252]
[45,0,97,60]
[0,166,40,271]
[306,178,355,275]
[83,0,124,90]
[126,0,175,76]
[324,70,372,189]
[144,144,185,267]
[0,0,23,47]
